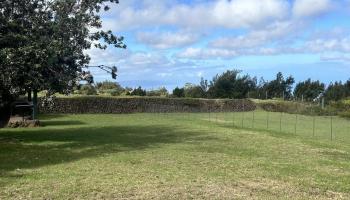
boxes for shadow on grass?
[38,114,67,120]
[0,123,215,177]
[0,107,10,128]
[41,120,86,126]
[213,120,298,140]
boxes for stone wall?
[39,97,256,114]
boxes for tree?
[199,77,209,95]
[294,79,325,101]
[147,87,169,97]
[344,79,350,97]
[252,77,268,99]
[207,70,256,99]
[77,85,98,96]
[324,81,347,102]
[96,81,120,90]
[172,87,185,98]
[130,87,146,96]
[96,81,124,96]
[184,83,205,98]
[263,72,295,99]
[0,0,126,118]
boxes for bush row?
[257,100,350,117]
[257,101,307,114]
[39,97,256,114]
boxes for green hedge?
[257,101,308,114]
[257,100,350,116]
[339,111,350,119]
[39,97,256,114]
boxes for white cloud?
[292,0,332,18]
[157,72,173,78]
[86,47,170,70]
[92,1,348,62]
[86,0,350,88]
[197,71,204,77]
[210,21,298,49]
[305,37,350,53]
[136,31,200,49]
[85,48,131,66]
[86,47,201,75]
[320,53,350,62]
[212,0,289,28]
[173,27,350,60]
[177,47,238,59]
[105,0,290,31]
[127,52,169,66]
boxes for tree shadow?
[41,120,86,126]
[0,106,10,128]
[0,123,216,178]
[38,114,66,120]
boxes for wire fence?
[134,106,350,143]
[224,111,349,142]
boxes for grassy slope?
[0,113,350,199]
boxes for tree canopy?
[207,70,256,99]
[294,79,325,101]
[172,87,185,98]
[324,81,350,102]
[0,0,125,101]
[262,72,295,99]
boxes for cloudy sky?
[87,0,350,90]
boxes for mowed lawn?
[1,113,350,199]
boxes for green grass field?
[1,112,350,199]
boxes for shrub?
[301,106,337,116]
[147,87,169,97]
[77,85,97,95]
[343,99,350,105]
[172,87,185,98]
[110,89,122,96]
[257,99,348,116]
[185,86,205,98]
[339,111,350,119]
[130,87,146,96]
[96,81,119,90]
[96,81,124,96]
[258,101,307,114]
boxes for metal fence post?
[279,112,282,133]
[241,112,244,128]
[252,111,255,129]
[322,98,325,109]
[294,114,298,135]
[183,106,185,120]
[209,105,211,122]
[232,109,235,130]
[313,116,315,137]
[331,116,333,141]
[216,106,218,125]
[266,111,269,130]
[241,101,245,128]
[188,107,190,120]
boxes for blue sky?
[87,0,350,90]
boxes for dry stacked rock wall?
[39,97,256,114]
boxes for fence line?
[133,104,349,143]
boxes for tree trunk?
[27,90,32,102]
[33,90,38,120]
[0,90,12,128]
